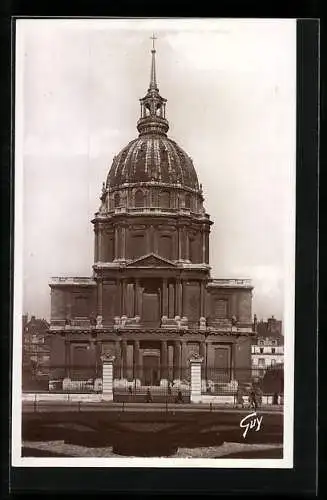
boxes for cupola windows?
[114,192,121,208]
[159,190,170,208]
[135,189,145,207]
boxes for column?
[122,279,127,316]
[205,232,209,263]
[201,227,206,263]
[134,279,140,316]
[231,342,236,381]
[173,340,181,381]
[134,340,141,380]
[121,225,126,260]
[126,283,134,317]
[178,226,182,260]
[114,226,119,260]
[181,340,188,380]
[97,279,103,318]
[94,226,99,263]
[117,279,122,317]
[185,230,190,261]
[64,340,71,378]
[146,225,154,254]
[153,226,159,254]
[101,355,114,401]
[162,278,168,317]
[168,283,175,318]
[179,280,183,317]
[160,340,168,381]
[175,279,182,317]
[199,342,206,383]
[98,224,103,262]
[189,355,203,403]
[66,290,72,321]
[182,280,187,318]
[122,340,128,379]
[200,280,205,318]
[89,339,96,378]
[95,342,102,378]
[114,340,121,379]
[203,283,207,319]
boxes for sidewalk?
[22,394,283,413]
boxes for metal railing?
[202,366,284,402]
[23,364,103,393]
[22,363,283,404]
[112,365,191,403]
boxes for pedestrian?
[145,388,152,403]
[236,388,244,408]
[175,389,183,404]
[249,389,257,411]
[256,387,263,408]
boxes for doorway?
[141,292,160,326]
[214,347,231,382]
[143,355,160,386]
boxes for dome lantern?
[137,34,169,137]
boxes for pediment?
[127,253,176,268]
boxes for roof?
[106,136,199,191]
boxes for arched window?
[114,192,120,208]
[151,190,157,206]
[159,190,170,208]
[185,194,191,209]
[135,189,145,207]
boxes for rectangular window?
[131,234,145,259]
[214,299,228,319]
[272,347,276,354]
[260,347,264,354]
[258,358,265,366]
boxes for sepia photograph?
[12,18,296,468]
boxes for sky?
[16,18,296,322]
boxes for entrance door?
[143,355,160,386]
[214,347,230,382]
[142,292,160,327]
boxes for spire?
[137,35,169,137]
[149,33,158,91]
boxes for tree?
[259,365,284,394]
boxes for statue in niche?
[199,317,206,329]
[100,182,106,202]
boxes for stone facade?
[48,41,255,387]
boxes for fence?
[22,364,103,393]
[22,361,284,404]
[112,365,191,403]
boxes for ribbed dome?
[106,135,199,191]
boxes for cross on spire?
[150,33,157,51]
[149,33,158,90]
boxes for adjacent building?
[22,314,50,389]
[251,316,284,378]
[48,41,256,388]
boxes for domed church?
[49,39,254,390]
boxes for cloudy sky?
[15,18,296,322]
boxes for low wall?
[22,393,103,402]
[193,395,235,404]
